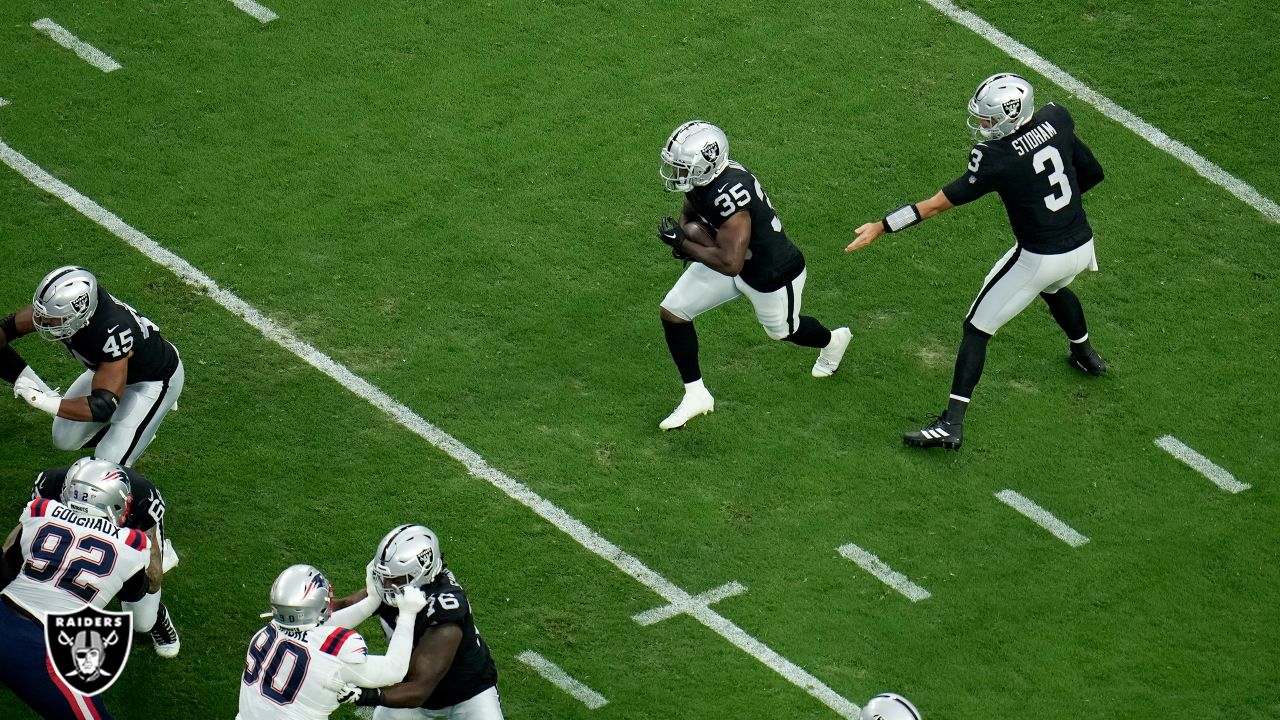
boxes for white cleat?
[659,390,715,430]
[812,327,852,378]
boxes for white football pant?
[967,239,1097,335]
[661,263,806,340]
[52,357,184,467]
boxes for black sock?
[946,322,991,424]
[1041,288,1091,347]
[662,316,702,384]
[0,345,27,384]
[783,316,832,349]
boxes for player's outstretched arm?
[330,562,384,628]
[0,307,34,348]
[846,191,955,253]
[337,587,429,690]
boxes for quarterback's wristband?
[882,204,922,233]
[355,688,385,707]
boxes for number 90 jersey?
[375,568,499,710]
[686,161,806,293]
[239,622,370,720]
[943,102,1103,255]
[61,285,180,384]
[1,499,150,623]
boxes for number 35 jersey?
[1,498,150,622]
[61,285,180,384]
[375,568,498,710]
[686,161,805,293]
[239,622,371,720]
[943,102,1105,255]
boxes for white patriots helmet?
[268,564,333,630]
[967,72,1034,140]
[32,266,100,341]
[859,692,922,720]
[659,120,730,192]
[61,457,132,525]
[371,525,443,606]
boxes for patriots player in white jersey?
[0,466,153,719]
[238,564,428,720]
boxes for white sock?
[683,378,707,395]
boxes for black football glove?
[658,216,693,261]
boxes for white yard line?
[632,581,746,626]
[837,544,931,602]
[994,490,1089,547]
[229,0,279,24]
[924,0,1280,223]
[517,651,608,710]
[0,139,860,720]
[1154,435,1250,494]
[31,19,121,73]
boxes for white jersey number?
[1033,145,1072,212]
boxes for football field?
[2,1,1278,718]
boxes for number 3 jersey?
[374,568,498,710]
[61,285,179,384]
[1,498,150,622]
[238,622,371,720]
[943,102,1105,255]
[685,161,806,293]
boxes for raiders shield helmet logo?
[700,141,720,163]
[70,291,92,315]
[1001,98,1022,119]
[45,606,133,696]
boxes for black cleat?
[1068,345,1106,376]
[903,415,963,450]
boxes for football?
[682,220,717,247]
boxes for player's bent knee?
[660,305,691,323]
[51,423,89,451]
[763,324,790,341]
[963,320,993,339]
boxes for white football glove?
[335,683,362,704]
[364,560,382,604]
[396,586,428,615]
[14,375,61,416]
[15,366,54,396]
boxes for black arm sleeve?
[0,345,27,384]
[118,568,150,603]
[1074,138,1104,194]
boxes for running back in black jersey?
[943,103,1104,255]
[62,286,180,384]
[32,466,166,535]
[685,161,806,292]
[375,567,497,710]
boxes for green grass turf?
[2,1,1278,718]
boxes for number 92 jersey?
[943,102,1102,255]
[239,622,370,720]
[685,161,806,293]
[61,285,179,384]
[1,498,150,622]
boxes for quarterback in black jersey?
[30,457,182,656]
[2,266,185,465]
[655,120,852,430]
[847,74,1107,449]
[332,525,502,719]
